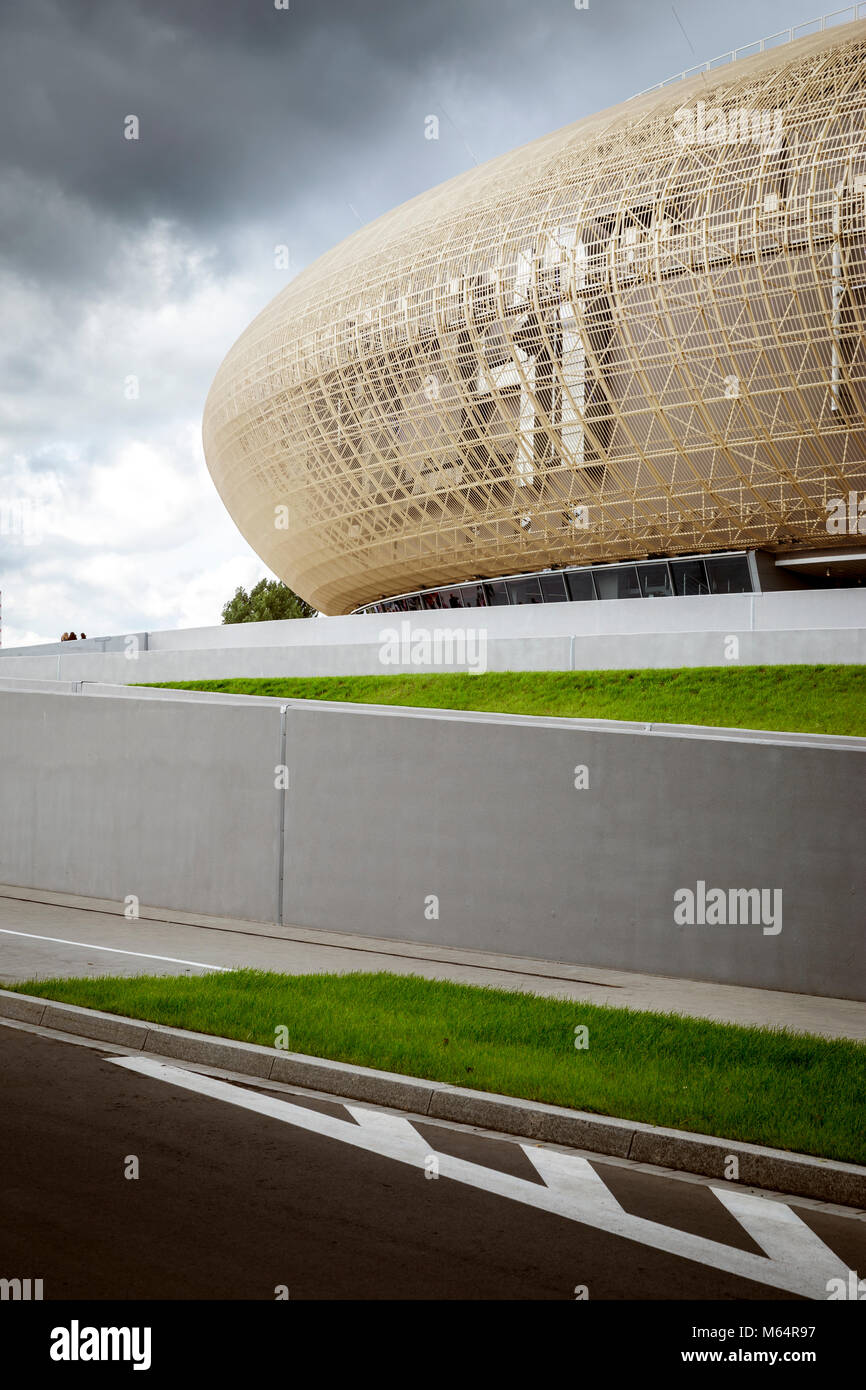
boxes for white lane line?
[109,1055,849,1300]
[0,928,232,972]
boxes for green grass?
[142,665,866,736]
[11,970,865,1163]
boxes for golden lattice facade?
[203,20,866,615]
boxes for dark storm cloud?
[0,0,805,278]
[0,0,667,285]
[0,0,805,643]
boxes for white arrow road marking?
[712,1185,848,1291]
[110,1055,848,1299]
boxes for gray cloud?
[0,0,806,643]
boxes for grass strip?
[142,665,866,737]
[10,969,865,1164]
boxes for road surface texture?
[1,1023,863,1301]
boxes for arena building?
[203,16,866,617]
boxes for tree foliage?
[222,578,314,624]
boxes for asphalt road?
[2,1023,864,1302]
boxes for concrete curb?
[3,987,864,1209]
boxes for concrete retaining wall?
[0,687,280,923]
[1,588,864,682]
[0,681,862,999]
[0,626,863,685]
[283,702,865,1000]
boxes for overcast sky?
[0,0,815,644]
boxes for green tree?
[221,578,314,624]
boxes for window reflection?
[506,576,543,604]
[539,573,568,602]
[565,570,596,601]
[483,581,510,605]
[438,587,465,609]
[458,583,487,607]
[670,559,709,595]
[705,556,751,593]
[594,565,640,600]
[637,562,673,597]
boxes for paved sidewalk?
[0,885,863,1041]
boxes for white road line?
[0,928,231,972]
[109,1055,849,1299]
[713,1184,847,1286]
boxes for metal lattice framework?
[203,20,866,615]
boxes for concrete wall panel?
[0,690,280,923]
[282,704,866,1000]
[0,684,862,999]
[0,624,863,686]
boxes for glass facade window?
[670,558,709,595]
[482,581,510,606]
[705,555,752,593]
[637,561,673,598]
[438,587,465,609]
[539,572,568,602]
[564,569,597,601]
[506,576,543,605]
[594,564,641,600]
[359,551,754,611]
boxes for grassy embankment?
[11,969,865,1163]
[143,665,866,736]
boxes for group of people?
[59,631,86,641]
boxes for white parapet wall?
[0,678,863,1000]
[0,588,864,682]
